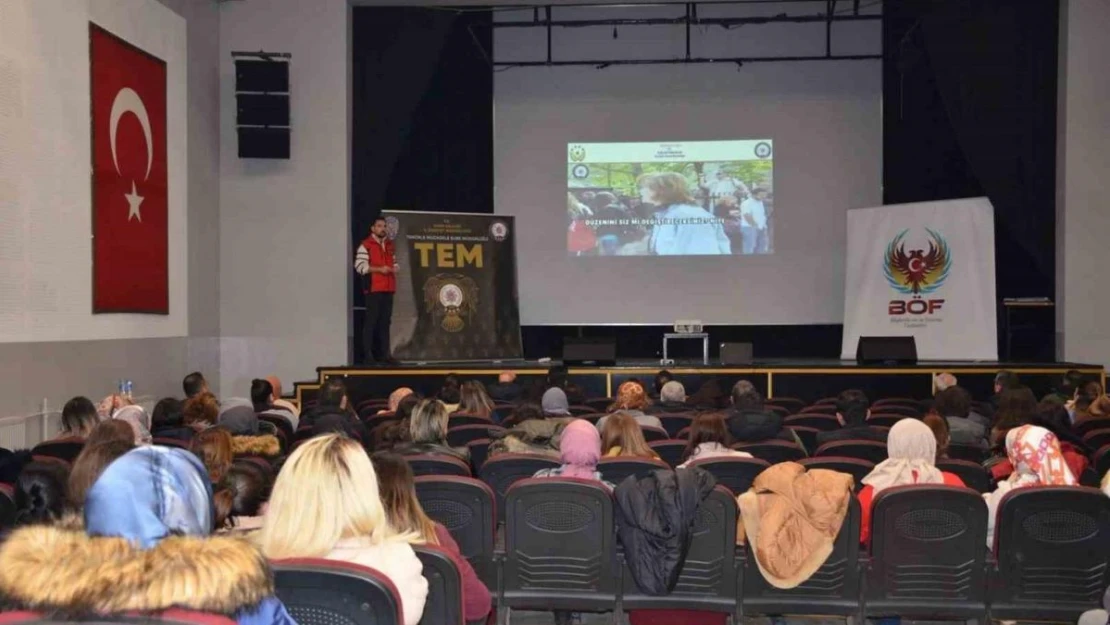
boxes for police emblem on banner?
[424,274,478,333]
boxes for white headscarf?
[112,405,152,445]
[861,419,943,494]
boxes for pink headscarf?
[558,419,602,479]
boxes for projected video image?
[567,140,774,256]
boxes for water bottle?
[124,379,133,399]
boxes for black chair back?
[492,405,515,423]
[785,414,840,431]
[800,405,836,415]
[798,457,874,491]
[649,440,688,468]
[685,457,770,495]
[583,398,613,412]
[1075,418,1110,437]
[870,404,921,417]
[447,424,505,448]
[448,414,495,427]
[258,413,295,447]
[865,485,988,620]
[640,425,669,443]
[1082,428,1110,453]
[622,486,738,614]
[414,476,497,587]
[30,438,84,463]
[273,558,403,625]
[787,426,821,454]
[598,457,671,485]
[502,478,618,611]
[766,397,805,414]
[478,453,560,521]
[947,442,987,463]
[866,413,910,429]
[732,440,806,464]
[937,459,993,493]
[659,415,693,438]
[0,483,17,530]
[742,497,862,618]
[467,438,491,473]
[407,454,471,477]
[814,440,888,464]
[415,545,464,625]
[989,486,1110,622]
[1096,444,1110,478]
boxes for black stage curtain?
[883,0,1058,300]
[350,8,493,361]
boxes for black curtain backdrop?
[883,0,1058,301]
[351,8,493,362]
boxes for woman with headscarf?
[541,387,572,417]
[857,419,966,546]
[596,381,663,431]
[111,405,152,445]
[533,418,614,488]
[984,425,1077,548]
[0,446,296,625]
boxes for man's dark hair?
[547,366,568,390]
[372,216,386,226]
[151,397,184,428]
[250,378,274,409]
[730,380,763,411]
[836,389,870,426]
[994,370,1020,392]
[61,397,98,434]
[318,377,348,408]
[933,386,971,419]
[654,370,673,395]
[1061,370,1086,398]
[183,372,207,399]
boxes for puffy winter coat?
[614,467,717,595]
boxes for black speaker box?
[236,93,290,127]
[563,337,617,366]
[856,336,918,365]
[237,127,290,159]
[720,342,754,365]
[235,60,289,92]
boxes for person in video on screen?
[567,192,597,255]
[640,172,730,255]
[700,166,750,201]
[739,186,770,254]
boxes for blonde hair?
[637,172,694,206]
[257,434,413,558]
[410,399,449,444]
[601,412,656,458]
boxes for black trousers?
[363,291,394,362]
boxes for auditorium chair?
[814,440,888,464]
[0,482,17,529]
[872,405,922,418]
[1082,428,1110,453]
[798,457,874,491]
[765,396,805,414]
[492,405,514,423]
[414,476,497,587]
[659,414,693,437]
[765,405,789,418]
[477,453,560,521]
[936,459,994,493]
[1095,445,1110,478]
[786,426,822,454]
[356,399,389,413]
[583,397,613,412]
[1075,418,1110,437]
[0,611,236,625]
[448,413,495,427]
[675,426,691,440]
[742,497,862,622]
[447,424,506,448]
[258,414,295,447]
[800,405,837,415]
[598,456,670,485]
[732,439,806,464]
[273,558,403,625]
[866,413,911,428]
[947,442,988,463]
[407,454,471,477]
[989,487,1110,622]
[152,437,189,450]
[639,425,669,443]
[784,413,840,431]
[499,478,618,618]
[578,413,604,424]
[414,545,465,625]
[621,486,739,618]
[30,437,84,463]
[363,412,399,431]
[685,457,771,495]
[872,397,920,408]
[568,405,594,416]
[649,440,688,468]
[813,397,838,406]
[865,485,989,623]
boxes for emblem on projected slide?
[884,229,951,318]
[754,142,772,159]
[425,274,478,333]
[569,145,586,162]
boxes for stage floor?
[292,359,1105,407]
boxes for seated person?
[934,385,988,450]
[601,412,661,460]
[648,381,691,414]
[984,425,1076,548]
[457,381,495,420]
[258,435,428,625]
[11,462,68,527]
[394,399,469,463]
[534,419,614,488]
[858,419,965,546]
[488,371,523,403]
[922,413,951,460]
[679,412,752,468]
[251,379,297,427]
[541,387,573,417]
[299,378,368,441]
[58,396,99,439]
[150,397,194,441]
[220,460,272,535]
[814,389,888,448]
[265,375,300,423]
[726,381,803,449]
[596,381,663,431]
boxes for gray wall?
[1057,0,1110,367]
[0,0,221,421]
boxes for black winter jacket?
[614,468,717,595]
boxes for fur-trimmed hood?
[0,525,273,616]
[231,434,281,457]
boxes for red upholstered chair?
[406,454,472,477]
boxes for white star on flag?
[124,180,144,222]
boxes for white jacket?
[678,442,752,468]
[327,538,428,625]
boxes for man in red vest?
[354,217,399,364]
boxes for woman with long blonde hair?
[457,380,495,420]
[601,412,660,460]
[371,452,491,622]
[258,435,428,625]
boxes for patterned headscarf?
[1004,425,1077,488]
[609,381,650,412]
[861,419,943,494]
[97,393,132,420]
[112,405,152,445]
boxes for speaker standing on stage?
[354,217,399,364]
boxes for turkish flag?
[90,24,168,314]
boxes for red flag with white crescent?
[90,23,168,314]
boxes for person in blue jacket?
[0,446,297,625]
[641,172,731,255]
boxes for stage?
[292,359,1106,407]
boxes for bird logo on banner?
[883,228,951,295]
